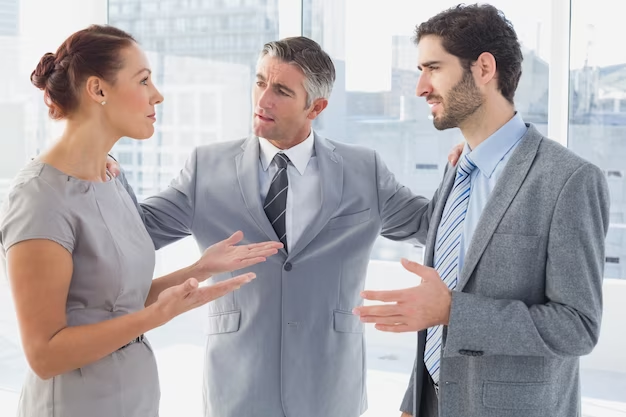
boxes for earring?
[101,101,106,105]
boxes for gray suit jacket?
[121,133,436,417]
[400,125,610,417]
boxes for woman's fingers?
[193,273,256,305]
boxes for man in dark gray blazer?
[354,4,611,417]
[112,37,462,417]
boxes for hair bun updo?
[30,52,57,90]
[30,25,135,120]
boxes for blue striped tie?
[424,154,476,385]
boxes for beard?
[431,70,484,131]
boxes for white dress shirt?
[258,131,321,249]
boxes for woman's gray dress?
[0,161,160,417]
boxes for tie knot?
[273,153,290,169]
[456,154,477,180]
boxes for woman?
[0,25,282,417]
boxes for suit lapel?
[424,164,458,267]
[457,125,543,291]
[235,135,283,248]
[288,133,343,260]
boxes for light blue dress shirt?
[452,113,528,273]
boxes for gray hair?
[259,37,336,108]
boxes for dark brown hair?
[30,25,135,120]
[415,4,523,104]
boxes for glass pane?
[305,0,550,414]
[569,0,626,414]
[569,0,626,282]
[107,1,279,415]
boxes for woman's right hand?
[152,273,255,325]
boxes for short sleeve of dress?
[1,177,76,254]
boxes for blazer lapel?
[235,135,283,249]
[424,164,457,267]
[457,125,543,291]
[288,133,343,260]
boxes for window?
[199,92,218,126]
[155,19,167,35]
[176,92,197,126]
[109,4,120,16]
[117,152,134,165]
[569,0,626,281]
[143,2,158,13]
[1,1,624,416]
[122,3,137,15]
[161,131,177,147]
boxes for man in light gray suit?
[113,37,461,417]
[354,4,610,417]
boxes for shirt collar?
[259,130,315,175]
[464,112,527,179]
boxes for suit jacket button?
[284,262,292,271]
[459,349,468,355]
[475,351,484,356]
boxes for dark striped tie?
[264,153,290,251]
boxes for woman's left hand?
[194,231,283,280]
